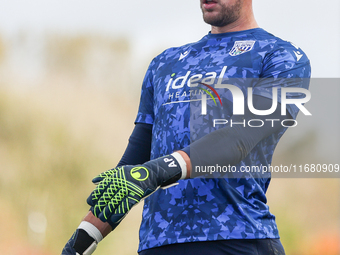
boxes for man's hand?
[87,152,187,226]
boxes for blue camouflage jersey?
[135,28,311,252]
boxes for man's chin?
[203,15,223,27]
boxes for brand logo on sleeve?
[179,50,190,61]
[229,40,256,56]
[294,51,303,61]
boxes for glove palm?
[87,154,183,225]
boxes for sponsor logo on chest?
[165,66,228,91]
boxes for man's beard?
[202,0,243,27]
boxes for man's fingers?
[88,176,114,206]
[94,188,126,219]
[91,169,117,184]
[86,185,106,207]
[87,191,96,207]
[92,190,115,218]
[98,198,139,225]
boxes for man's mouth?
[202,0,218,9]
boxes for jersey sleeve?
[134,57,158,125]
[116,123,152,167]
[253,40,311,119]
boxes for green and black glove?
[87,152,187,226]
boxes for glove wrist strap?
[72,222,103,255]
[78,221,103,243]
[171,152,188,179]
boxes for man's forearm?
[177,150,191,178]
[181,96,290,172]
[83,211,112,238]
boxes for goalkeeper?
[61,0,311,254]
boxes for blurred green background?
[0,1,339,254]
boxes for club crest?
[229,40,256,56]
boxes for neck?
[211,18,258,34]
[211,2,259,34]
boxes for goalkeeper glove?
[61,222,103,255]
[87,152,187,225]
